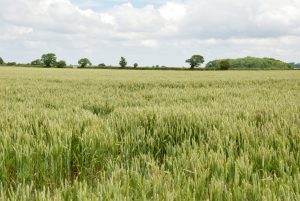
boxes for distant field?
[0,67,300,200]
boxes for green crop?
[0,67,300,200]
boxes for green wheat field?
[0,67,300,200]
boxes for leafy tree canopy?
[7,62,16,66]
[31,59,43,66]
[119,57,127,68]
[56,60,67,68]
[78,58,92,68]
[288,63,300,69]
[206,57,292,70]
[219,59,231,70]
[41,53,57,67]
[0,57,4,65]
[186,55,205,69]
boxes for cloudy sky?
[0,0,300,66]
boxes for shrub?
[31,59,43,66]
[56,60,67,68]
[7,62,17,66]
[219,60,231,70]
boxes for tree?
[220,59,231,70]
[41,53,57,67]
[31,59,43,66]
[186,55,205,69]
[0,57,4,65]
[206,57,292,70]
[98,63,106,67]
[56,60,67,68]
[134,63,138,68]
[78,58,92,68]
[7,62,16,66]
[119,57,127,68]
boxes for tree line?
[0,54,140,69]
[0,54,297,70]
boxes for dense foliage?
[186,55,205,69]
[41,53,57,67]
[78,58,92,68]
[289,63,300,69]
[31,59,43,66]
[0,68,300,200]
[219,59,231,70]
[1,54,298,70]
[56,60,67,68]
[6,62,16,66]
[119,57,127,68]
[206,57,292,69]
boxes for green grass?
[0,67,300,200]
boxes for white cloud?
[0,0,300,65]
[100,13,116,26]
[140,39,159,48]
[159,2,186,21]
